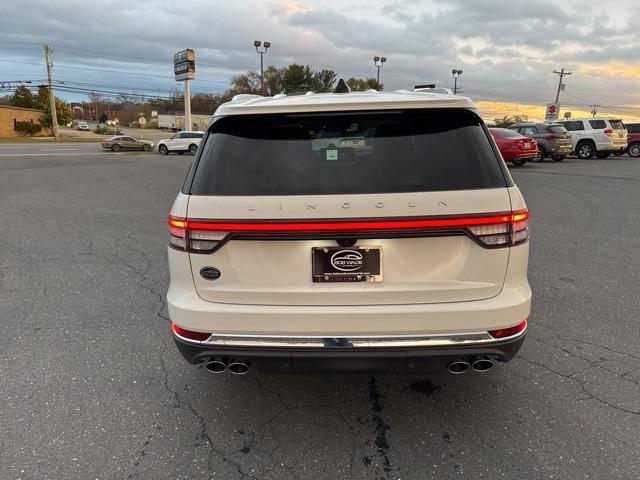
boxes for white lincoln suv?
[167,87,531,375]
[157,131,205,155]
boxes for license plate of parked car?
[312,246,383,283]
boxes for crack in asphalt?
[518,355,640,417]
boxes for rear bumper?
[173,331,526,373]
[546,144,572,154]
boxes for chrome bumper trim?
[193,329,526,348]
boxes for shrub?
[94,125,121,135]
[15,121,42,136]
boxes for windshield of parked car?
[189,109,508,196]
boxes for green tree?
[9,85,36,108]
[346,77,384,91]
[313,69,337,92]
[34,85,72,127]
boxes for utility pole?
[553,68,571,104]
[591,104,599,117]
[44,44,59,140]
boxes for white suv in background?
[167,87,531,376]
[157,131,205,155]
[560,118,627,159]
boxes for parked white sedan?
[157,131,205,155]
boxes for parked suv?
[157,131,204,155]
[167,89,531,375]
[623,123,640,157]
[509,122,572,161]
[560,118,627,159]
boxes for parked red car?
[622,123,640,157]
[489,128,538,166]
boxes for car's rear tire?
[551,155,565,161]
[189,144,198,155]
[532,147,545,162]
[596,151,611,159]
[613,150,624,156]
[142,144,151,151]
[629,143,640,157]
[159,145,168,155]
[576,141,595,159]
[111,144,120,152]
[511,158,526,167]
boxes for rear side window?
[189,109,508,196]
[589,120,606,129]
[563,121,584,131]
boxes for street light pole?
[254,40,271,93]
[451,69,463,94]
[373,56,387,85]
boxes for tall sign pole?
[44,44,59,141]
[184,79,191,131]
[174,49,195,131]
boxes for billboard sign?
[174,49,195,81]
[545,102,559,121]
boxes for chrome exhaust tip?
[205,358,227,374]
[472,357,494,372]
[447,359,470,374]
[228,361,250,375]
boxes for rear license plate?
[312,246,382,283]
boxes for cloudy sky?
[1,0,639,120]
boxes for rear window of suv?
[188,109,508,196]
[545,125,568,134]
[609,120,625,131]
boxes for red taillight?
[172,323,211,341]
[545,135,557,140]
[489,319,528,339]
[168,209,530,252]
[604,128,613,137]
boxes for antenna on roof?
[333,79,350,94]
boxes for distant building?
[0,105,46,138]
[71,104,84,120]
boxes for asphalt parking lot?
[1,143,639,480]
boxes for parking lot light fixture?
[373,56,387,85]
[452,69,463,94]
[254,40,271,94]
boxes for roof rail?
[231,94,263,102]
